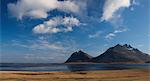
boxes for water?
[0,63,149,72]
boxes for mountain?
[65,50,92,63]
[65,44,150,63]
[91,44,150,63]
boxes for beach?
[0,68,149,81]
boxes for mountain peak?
[112,44,134,51]
[65,50,92,63]
[73,50,86,55]
[115,44,122,47]
[78,50,84,53]
[114,44,132,48]
[123,44,132,48]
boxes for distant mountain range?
[65,44,150,63]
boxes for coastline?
[64,62,150,64]
[0,68,149,81]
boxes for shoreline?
[0,68,149,81]
[64,62,150,64]
[0,68,149,73]
[1,62,149,64]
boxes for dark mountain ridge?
[65,44,150,63]
[65,50,92,63]
[92,44,150,63]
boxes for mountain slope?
[91,44,150,63]
[65,50,92,63]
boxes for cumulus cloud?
[7,0,80,19]
[7,0,136,36]
[101,0,132,39]
[101,0,131,21]
[33,16,80,34]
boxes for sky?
[0,0,150,63]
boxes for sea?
[0,63,149,72]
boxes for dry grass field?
[0,69,149,81]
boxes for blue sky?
[1,0,150,63]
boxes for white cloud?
[26,10,48,19]
[88,31,102,38]
[30,41,64,50]
[8,0,80,20]
[101,0,131,21]
[33,16,80,34]
[105,33,116,40]
[10,36,78,54]
[12,39,64,50]
[105,27,127,40]
[114,28,127,33]
[33,24,61,34]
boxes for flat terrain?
[0,69,149,81]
